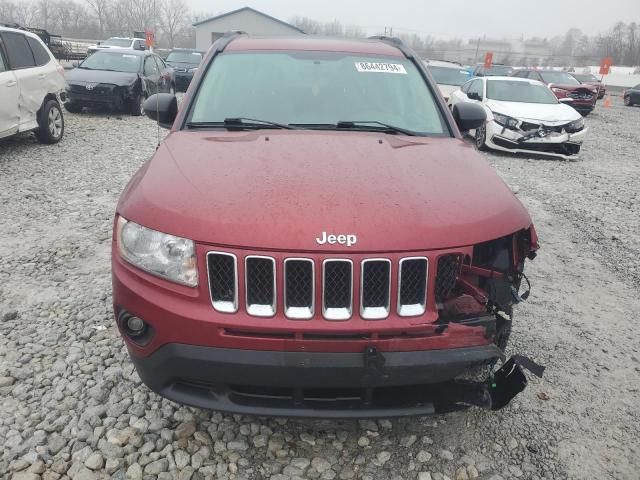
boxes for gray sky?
[187,0,639,39]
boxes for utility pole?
[473,37,481,64]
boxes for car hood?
[549,82,597,92]
[167,61,198,69]
[486,99,581,123]
[118,131,532,252]
[65,68,138,86]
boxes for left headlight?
[565,117,585,133]
[116,217,198,287]
[493,112,519,130]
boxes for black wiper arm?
[223,117,296,130]
[336,120,417,136]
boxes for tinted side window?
[27,37,51,66]
[513,71,528,78]
[528,71,541,81]
[2,32,36,69]
[154,56,165,70]
[468,79,483,98]
[461,80,472,93]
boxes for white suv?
[0,26,68,143]
[87,37,147,55]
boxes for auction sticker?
[355,62,407,74]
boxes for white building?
[193,7,305,51]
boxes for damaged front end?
[430,226,545,411]
[488,114,587,159]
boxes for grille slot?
[284,259,315,319]
[207,252,238,313]
[360,259,391,319]
[245,256,276,317]
[397,257,428,317]
[322,260,353,320]
[435,254,462,303]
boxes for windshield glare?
[188,52,447,135]
[487,80,558,104]
[540,71,580,85]
[167,51,203,64]
[428,66,471,86]
[102,38,132,47]
[80,52,141,73]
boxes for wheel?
[36,100,64,144]
[130,94,145,116]
[64,101,82,113]
[624,95,632,107]
[475,122,488,151]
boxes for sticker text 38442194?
[355,62,407,74]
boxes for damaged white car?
[450,76,587,159]
[0,25,67,143]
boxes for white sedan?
[449,76,588,159]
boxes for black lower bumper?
[130,343,528,418]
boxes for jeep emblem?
[316,231,357,247]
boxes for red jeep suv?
[112,34,541,417]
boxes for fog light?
[127,316,145,333]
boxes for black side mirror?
[467,91,482,101]
[143,94,178,129]
[452,102,486,132]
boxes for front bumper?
[130,342,508,417]
[485,120,588,159]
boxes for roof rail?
[212,30,247,53]
[367,35,416,60]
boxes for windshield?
[102,38,132,47]
[167,51,203,64]
[573,73,598,82]
[540,71,580,85]
[484,65,514,76]
[428,66,471,86]
[80,51,141,73]
[487,80,558,104]
[188,52,447,135]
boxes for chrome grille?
[284,259,314,319]
[323,260,353,320]
[360,259,391,319]
[397,257,428,317]
[245,256,276,317]
[435,254,463,303]
[207,252,238,313]
[206,253,433,319]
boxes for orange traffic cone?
[603,95,612,108]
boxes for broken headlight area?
[492,112,519,130]
[436,227,539,345]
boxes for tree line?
[0,0,205,48]
[1,2,638,66]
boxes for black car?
[65,49,175,116]
[624,84,640,107]
[165,48,203,91]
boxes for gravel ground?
[1,99,639,480]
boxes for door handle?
[6,80,17,87]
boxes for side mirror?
[143,93,178,129]
[452,102,486,132]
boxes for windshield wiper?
[336,120,418,136]
[186,118,296,130]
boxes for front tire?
[130,94,145,116]
[624,95,633,107]
[475,122,488,151]
[36,100,64,144]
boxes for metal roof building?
[193,7,305,51]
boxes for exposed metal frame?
[360,258,392,320]
[322,259,354,321]
[397,257,429,317]
[245,255,277,318]
[206,251,238,314]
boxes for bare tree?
[84,0,110,35]
[159,0,187,48]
